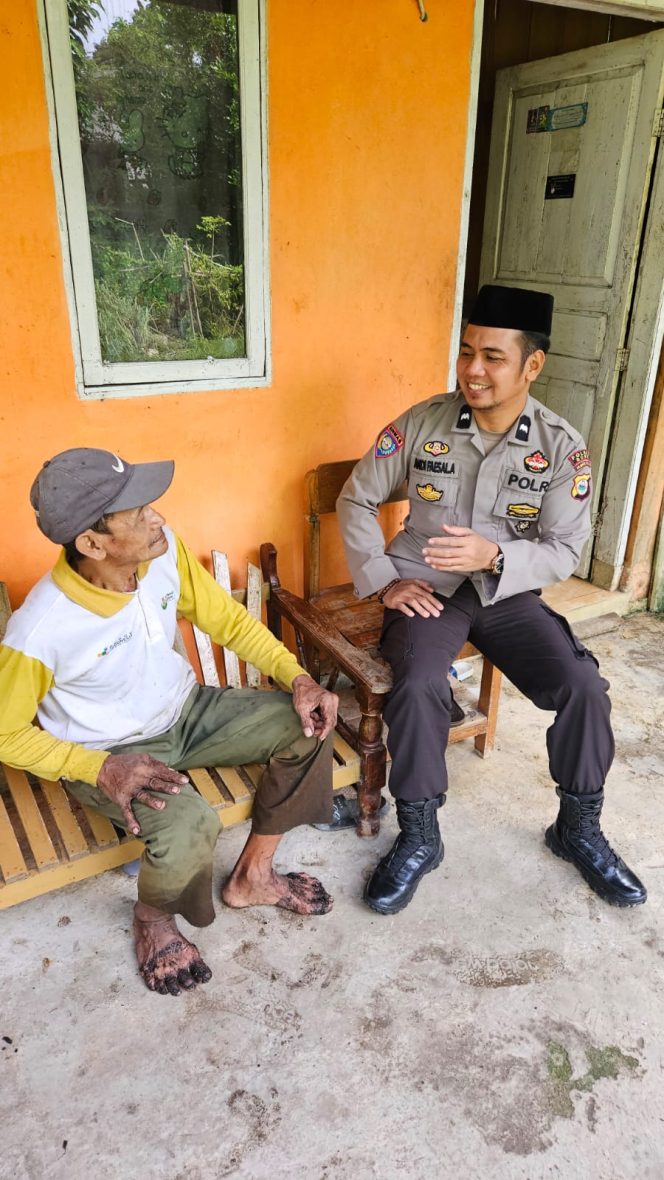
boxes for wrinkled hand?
[382,578,443,619]
[96,754,189,836]
[291,674,338,740]
[423,525,498,573]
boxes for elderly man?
[0,449,337,995]
[337,284,646,916]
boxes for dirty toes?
[277,871,333,916]
[138,937,213,996]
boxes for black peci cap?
[468,285,554,335]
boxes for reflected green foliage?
[69,0,245,364]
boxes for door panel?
[480,31,664,577]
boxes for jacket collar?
[452,394,534,446]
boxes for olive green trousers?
[66,685,333,926]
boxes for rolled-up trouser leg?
[64,777,220,927]
[164,685,334,835]
[379,590,473,802]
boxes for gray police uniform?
[337,390,613,803]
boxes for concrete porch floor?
[1,612,663,1180]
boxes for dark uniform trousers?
[380,579,614,802]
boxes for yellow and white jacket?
[0,529,305,786]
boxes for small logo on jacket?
[375,424,404,458]
[97,632,133,658]
[568,448,590,472]
[423,440,449,457]
[416,483,443,502]
[524,450,549,473]
[161,591,175,610]
[571,473,591,500]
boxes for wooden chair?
[0,561,360,910]
[260,459,503,838]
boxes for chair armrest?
[269,585,392,695]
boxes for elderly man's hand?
[96,754,189,836]
[291,674,338,740]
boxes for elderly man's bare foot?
[221,869,333,916]
[133,906,212,996]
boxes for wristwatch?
[489,549,504,576]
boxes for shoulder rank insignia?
[524,450,549,473]
[506,503,540,519]
[416,483,443,502]
[567,448,591,472]
[423,440,449,457]
[456,405,472,429]
[375,424,404,458]
[571,473,591,500]
[515,414,531,441]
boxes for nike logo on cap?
[111,454,125,473]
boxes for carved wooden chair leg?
[474,659,502,756]
[355,694,388,837]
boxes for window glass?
[68,0,246,365]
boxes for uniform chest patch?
[568,448,591,472]
[416,483,443,502]
[423,440,449,457]
[524,450,549,473]
[375,424,404,458]
[571,473,591,500]
[506,503,540,520]
[514,519,533,533]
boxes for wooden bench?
[260,458,503,837]
[0,560,360,910]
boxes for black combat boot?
[545,787,647,907]
[364,795,445,915]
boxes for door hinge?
[615,347,630,372]
[653,108,664,137]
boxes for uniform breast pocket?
[493,486,543,537]
[408,472,460,532]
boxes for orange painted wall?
[0,0,475,606]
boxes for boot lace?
[578,800,620,865]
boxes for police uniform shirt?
[337,390,593,606]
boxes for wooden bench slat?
[193,625,220,688]
[215,766,253,803]
[82,807,120,850]
[242,763,264,789]
[212,551,242,688]
[187,767,226,809]
[245,562,263,688]
[40,779,90,860]
[0,792,29,883]
[332,732,360,766]
[4,765,59,870]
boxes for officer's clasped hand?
[381,579,442,619]
[423,525,499,573]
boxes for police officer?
[337,284,647,915]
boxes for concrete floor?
[1,612,663,1180]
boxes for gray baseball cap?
[30,448,175,544]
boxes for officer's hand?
[291,674,339,740]
[423,526,499,572]
[382,579,442,619]
[96,754,189,836]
